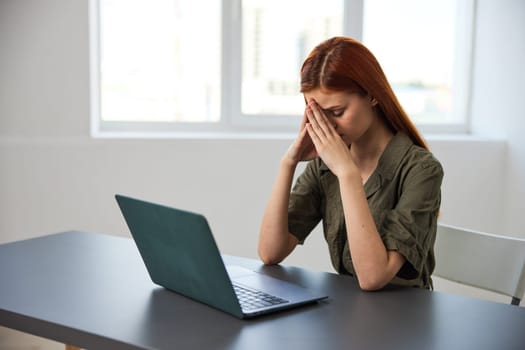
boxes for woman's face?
[303,89,379,146]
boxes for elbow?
[257,247,283,266]
[355,255,402,291]
[259,254,282,266]
[260,256,281,266]
[358,280,385,292]
[357,275,389,292]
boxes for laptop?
[115,194,328,319]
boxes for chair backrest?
[433,223,525,305]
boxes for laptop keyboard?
[233,284,289,311]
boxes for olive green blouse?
[288,132,444,289]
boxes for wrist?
[337,169,362,186]
[280,155,299,169]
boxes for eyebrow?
[322,105,345,111]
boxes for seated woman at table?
[258,36,443,291]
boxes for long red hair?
[300,36,428,150]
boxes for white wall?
[469,0,525,237]
[0,0,523,295]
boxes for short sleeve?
[379,159,444,279]
[288,161,323,244]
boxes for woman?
[258,36,443,291]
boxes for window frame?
[89,0,474,138]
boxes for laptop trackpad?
[226,265,296,292]
[228,266,316,302]
[225,265,257,279]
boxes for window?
[241,0,343,116]
[90,0,473,136]
[362,0,474,132]
[97,0,221,123]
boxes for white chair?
[433,223,525,306]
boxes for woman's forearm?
[338,174,404,290]
[258,158,299,265]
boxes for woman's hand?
[283,108,319,166]
[305,99,359,179]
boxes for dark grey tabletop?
[1,231,524,350]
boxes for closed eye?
[330,109,345,117]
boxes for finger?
[298,126,319,159]
[288,127,310,163]
[296,125,309,144]
[305,105,326,140]
[297,123,317,151]
[306,123,322,149]
[308,99,337,137]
